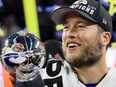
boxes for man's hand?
[9,72,16,87]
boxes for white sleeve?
[0,77,4,87]
[0,62,4,87]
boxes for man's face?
[62,12,103,68]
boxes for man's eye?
[77,25,85,28]
[63,26,69,29]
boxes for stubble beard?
[63,38,102,69]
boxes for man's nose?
[67,28,77,38]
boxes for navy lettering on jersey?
[46,59,63,77]
[44,76,63,87]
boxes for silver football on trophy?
[1,31,46,82]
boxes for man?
[9,0,116,87]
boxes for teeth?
[68,43,77,47]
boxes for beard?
[63,37,102,69]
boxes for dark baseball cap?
[51,0,112,34]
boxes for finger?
[9,76,15,83]
[9,72,16,85]
[9,74,16,87]
[9,72,16,78]
[12,84,16,87]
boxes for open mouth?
[67,42,81,48]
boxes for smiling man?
[62,12,103,69]
[51,0,116,87]
[9,0,116,87]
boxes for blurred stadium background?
[0,0,116,87]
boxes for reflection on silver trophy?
[1,31,46,82]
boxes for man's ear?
[101,32,111,46]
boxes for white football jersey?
[40,59,116,87]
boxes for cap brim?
[51,7,97,24]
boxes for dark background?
[0,0,116,48]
